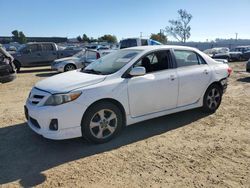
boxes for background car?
[119,38,162,49]
[0,46,16,83]
[51,49,115,72]
[12,42,82,72]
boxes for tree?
[11,30,19,42]
[82,34,90,43]
[11,30,27,44]
[19,31,27,44]
[165,9,192,43]
[77,35,82,42]
[98,34,117,43]
[150,32,167,44]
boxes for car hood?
[54,56,79,63]
[35,70,106,94]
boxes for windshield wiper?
[82,69,103,75]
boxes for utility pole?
[235,32,238,41]
[140,32,142,39]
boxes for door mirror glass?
[129,66,146,76]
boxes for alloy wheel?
[89,109,117,139]
[206,88,221,110]
[65,64,76,71]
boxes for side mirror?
[129,66,146,77]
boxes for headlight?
[44,92,82,106]
[53,61,61,65]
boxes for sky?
[1,0,250,42]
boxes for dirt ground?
[0,62,249,188]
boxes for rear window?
[120,39,137,49]
[141,39,148,46]
[85,50,98,60]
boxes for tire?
[81,102,123,144]
[13,60,21,73]
[202,84,222,113]
[64,64,76,72]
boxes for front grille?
[30,117,41,129]
[29,88,49,106]
[33,95,44,99]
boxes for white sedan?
[25,45,232,143]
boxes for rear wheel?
[64,64,76,72]
[202,84,222,113]
[81,102,123,144]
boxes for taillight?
[96,52,100,59]
[227,67,232,76]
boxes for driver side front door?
[127,50,178,117]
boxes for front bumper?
[25,97,87,140]
[51,63,64,72]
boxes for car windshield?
[17,44,26,52]
[73,50,86,58]
[82,49,142,75]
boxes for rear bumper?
[220,78,228,93]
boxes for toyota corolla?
[25,46,231,143]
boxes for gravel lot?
[0,62,250,187]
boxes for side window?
[174,50,206,67]
[42,44,54,51]
[141,39,148,46]
[134,50,171,73]
[26,44,40,53]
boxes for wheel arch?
[82,98,127,127]
[207,81,223,93]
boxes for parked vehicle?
[203,47,250,61]
[25,45,231,143]
[231,46,250,61]
[12,42,81,72]
[120,38,162,49]
[51,49,115,72]
[204,47,231,60]
[86,45,110,51]
[0,47,16,83]
[246,59,250,72]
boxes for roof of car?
[123,45,198,51]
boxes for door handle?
[203,69,209,74]
[170,75,175,81]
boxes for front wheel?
[13,60,21,72]
[64,64,76,72]
[81,102,123,144]
[202,84,222,113]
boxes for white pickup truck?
[120,38,162,49]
